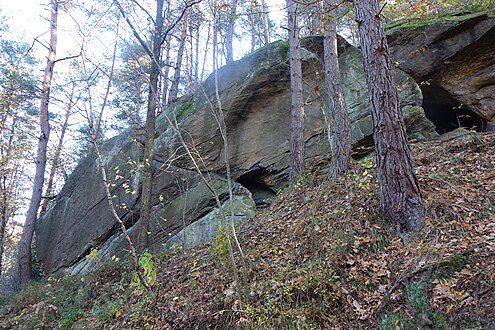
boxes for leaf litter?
[1,132,494,329]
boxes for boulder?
[388,11,495,129]
[36,35,437,275]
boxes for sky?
[1,0,48,40]
[1,0,288,223]
[1,0,287,42]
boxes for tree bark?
[0,196,7,277]
[304,1,322,35]
[40,85,73,217]
[193,21,200,89]
[225,0,238,64]
[323,0,351,180]
[17,0,57,287]
[161,34,172,108]
[1,107,18,277]
[354,0,424,236]
[261,0,270,45]
[249,1,256,53]
[286,0,305,184]
[168,9,188,104]
[114,0,200,253]
[137,0,164,253]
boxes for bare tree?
[168,9,189,104]
[286,0,305,184]
[301,0,322,35]
[246,0,271,52]
[114,0,201,252]
[137,0,165,252]
[39,84,75,216]
[323,0,351,179]
[0,39,38,279]
[354,0,424,238]
[261,0,270,45]
[17,0,58,287]
[225,0,238,64]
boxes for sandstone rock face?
[36,35,437,275]
[388,11,495,127]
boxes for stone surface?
[36,35,437,275]
[388,11,495,123]
[163,193,256,252]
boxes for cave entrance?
[237,170,277,208]
[421,85,486,134]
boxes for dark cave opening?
[237,170,277,208]
[421,85,486,134]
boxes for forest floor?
[0,131,494,329]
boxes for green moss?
[433,253,468,280]
[386,10,495,36]
[405,279,433,328]
[431,312,448,330]
[458,319,482,329]
[279,40,290,51]
[380,311,414,330]
[173,97,196,122]
[279,40,290,61]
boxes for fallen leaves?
[2,133,494,329]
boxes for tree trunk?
[323,0,351,180]
[168,10,188,104]
[161,34,172,108]
[40,86,73,217]
[200,24,211,83]
[286,0,305,185]
[249,1,256,52]
[17,0,57,287]
[193,23,200,88]
[261,0,270,45]
[138,0,164,253]
[1,108,18,277]
[304,1,322,35]
[225,0,238,64]
[0,197,7,277]
[354,0,424,236]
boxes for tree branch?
[113,0,153,58]
[130,0,155,25]
[161,0,203,47]
[54,53,81,63]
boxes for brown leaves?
[4,133,494,329]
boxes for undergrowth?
[0,133,494,329]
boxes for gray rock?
[163,192,256,252]
[36,35,437,275]
[388,11,495,123]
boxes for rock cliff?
[387,11,495,132]
[36,12,494,275]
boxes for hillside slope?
[1,131,494,329]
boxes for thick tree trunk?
[225,0,238,64]
[168,10,188,104]
[354,0,424,236]
[138,0,164,253]
[323,0,352,180]
[286,0,305,184]
[17,0,57,287]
